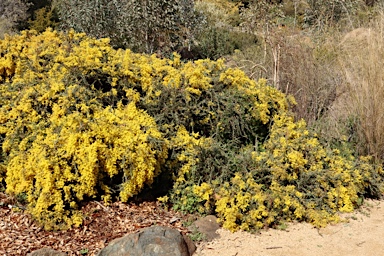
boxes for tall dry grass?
[226,26,343,126]
[224,3,384,162]
[338,9,384,162]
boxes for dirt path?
[195,200,384,256]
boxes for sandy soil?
[195,200,384,256]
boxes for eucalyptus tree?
[0,0,30,38]
[54,0,204,54]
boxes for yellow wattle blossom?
[214,109,384,232]
[1,28,383,234]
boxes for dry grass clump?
[225,4,384,165]
[226,26,342,126]
[336,10,384,162]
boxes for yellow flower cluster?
[220,70,292,124]
[0,30,168,229]
[193,182,214,210]
[215,113,383,232]
[170,126,211,185]
[4,101,166,229]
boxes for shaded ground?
[0,192,190,255]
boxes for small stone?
[189,215,221,241]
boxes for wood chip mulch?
[0,192,193,256]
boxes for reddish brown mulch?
[0,192,192,256]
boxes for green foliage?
[28,6,58,32]
[304,0,365,29]
[79,248,89,255]
[193,0,259,59]
[188,229,206,242]
[54,0,204,54]
[196,26,258,60]
[171,184,208,214]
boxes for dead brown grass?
[222,3,384,162]
[226,26,342,126]
[338,10,384,162]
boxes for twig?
[266,246,283,250]
[94,201,109,212]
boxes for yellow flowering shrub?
[0,29,168,229]
[215,113,384,232]
[0,29,292,229]
[155,65,292,215]
[1,29,382,233]
[4,102,166,230]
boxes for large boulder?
[97,226,195,256]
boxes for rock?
[27,248,67,256]
[189,215,221,241]
[182,233,197,255]
[97,226,195,256]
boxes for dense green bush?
[195,26,258,60]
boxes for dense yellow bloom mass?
[4,100,166,229]
[1,29,382,232]
[214,113,383,232]
[1,28,287,229]
[0,29,170,229]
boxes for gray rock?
[98,226,194,256]
[189,215,221,241]
[27,248,67,256]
